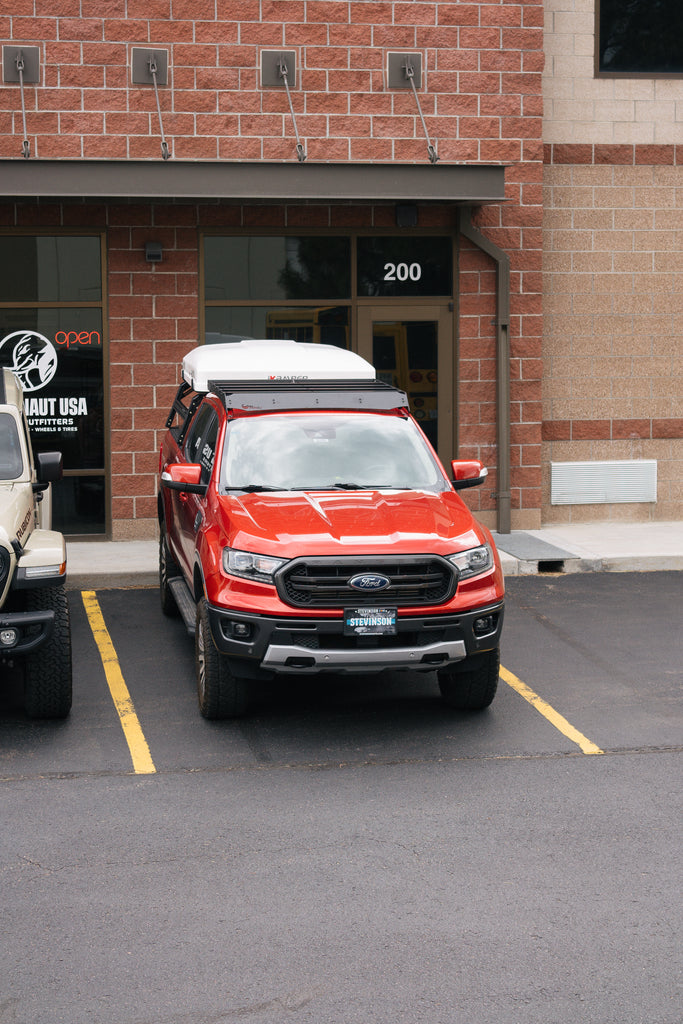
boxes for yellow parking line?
[500,664,604,755]
[82,591,156,775]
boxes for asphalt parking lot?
[1,572,681,1024]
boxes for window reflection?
[205,305,350,348]
[0,236,102,302]
[204,236,351,300]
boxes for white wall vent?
[551,460,657,505]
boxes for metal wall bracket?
[3,46,40,159]
[3,46,40,83]
[131,48,171,159]
[386,52,438,164]
[261,49,297,88]
[261,50,306,162]
[131,48,168,86]
[387,52,422,89]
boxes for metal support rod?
[16,53,30,159]
[278,57,306,163]
[403,59,438,164]
[459,207,512,534]
[149,56,171,160]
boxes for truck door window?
[0,412,23,479]
[183,403,219,487]
[183,403,213,464]
[197,411,219,485]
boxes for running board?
[168,577,197,636]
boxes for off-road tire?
[159,529,181,617]
[195,597,249,719]
[437,647,499,711]
[24,585,72,719]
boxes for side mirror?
[33,451,63,493]
[451,460,488,491]
[161,463,207,495]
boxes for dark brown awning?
[0,159,506,203]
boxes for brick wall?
[2,1,546,536]
[2,1,545,164]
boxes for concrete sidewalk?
[65,521,683,589]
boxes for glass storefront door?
[358,305,454,465]
[0,233,107,535]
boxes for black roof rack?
[207,378,410,413]
[165,380,204,445]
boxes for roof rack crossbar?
[207,378,409,413]
[208,378,400,393]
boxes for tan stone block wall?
[543,0,683,145]
[542,162,683,522]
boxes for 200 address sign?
[383,262,422,282]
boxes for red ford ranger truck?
[158,340,504,719]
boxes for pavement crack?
[1,744,681,785]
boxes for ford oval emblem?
[349,573,391,592]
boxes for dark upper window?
[0,236,102,302]
[356,237,452,297]
[204,236,351,300]
[598,0,683,75]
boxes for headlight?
[447,544,494,580]
[223,548,287,583]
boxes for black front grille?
[0,545,10,588]
[277,557,456,609]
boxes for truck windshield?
[220,412,448,493]
[0,412,23,480]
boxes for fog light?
[0,628,19,647]
[231,621,252,639]
[473,615,495,636]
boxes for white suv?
[0,367,72,718]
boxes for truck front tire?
[24,586,72,719]
[195,597,249,719]
[437,647,499,711]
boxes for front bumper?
[0,609,54,654]
[207,601,504,675]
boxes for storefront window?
[204,236,351,300]
[0,236,102,303]
[203,233,453,349]
[205,305,350,348]
[356,237,452,297]
[0,234,106,535]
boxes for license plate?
[344,607,397,636]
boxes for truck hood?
[222,489,485,557]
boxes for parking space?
[2,572,681,1024]
[1,572,680,778]
[502,571,682,753]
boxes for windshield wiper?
[223,484,288,493]
[275,482,368,491]
[324,483,414,490]
[328,482,369,490]
[225,482,415,494]
[293,483,407,491]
